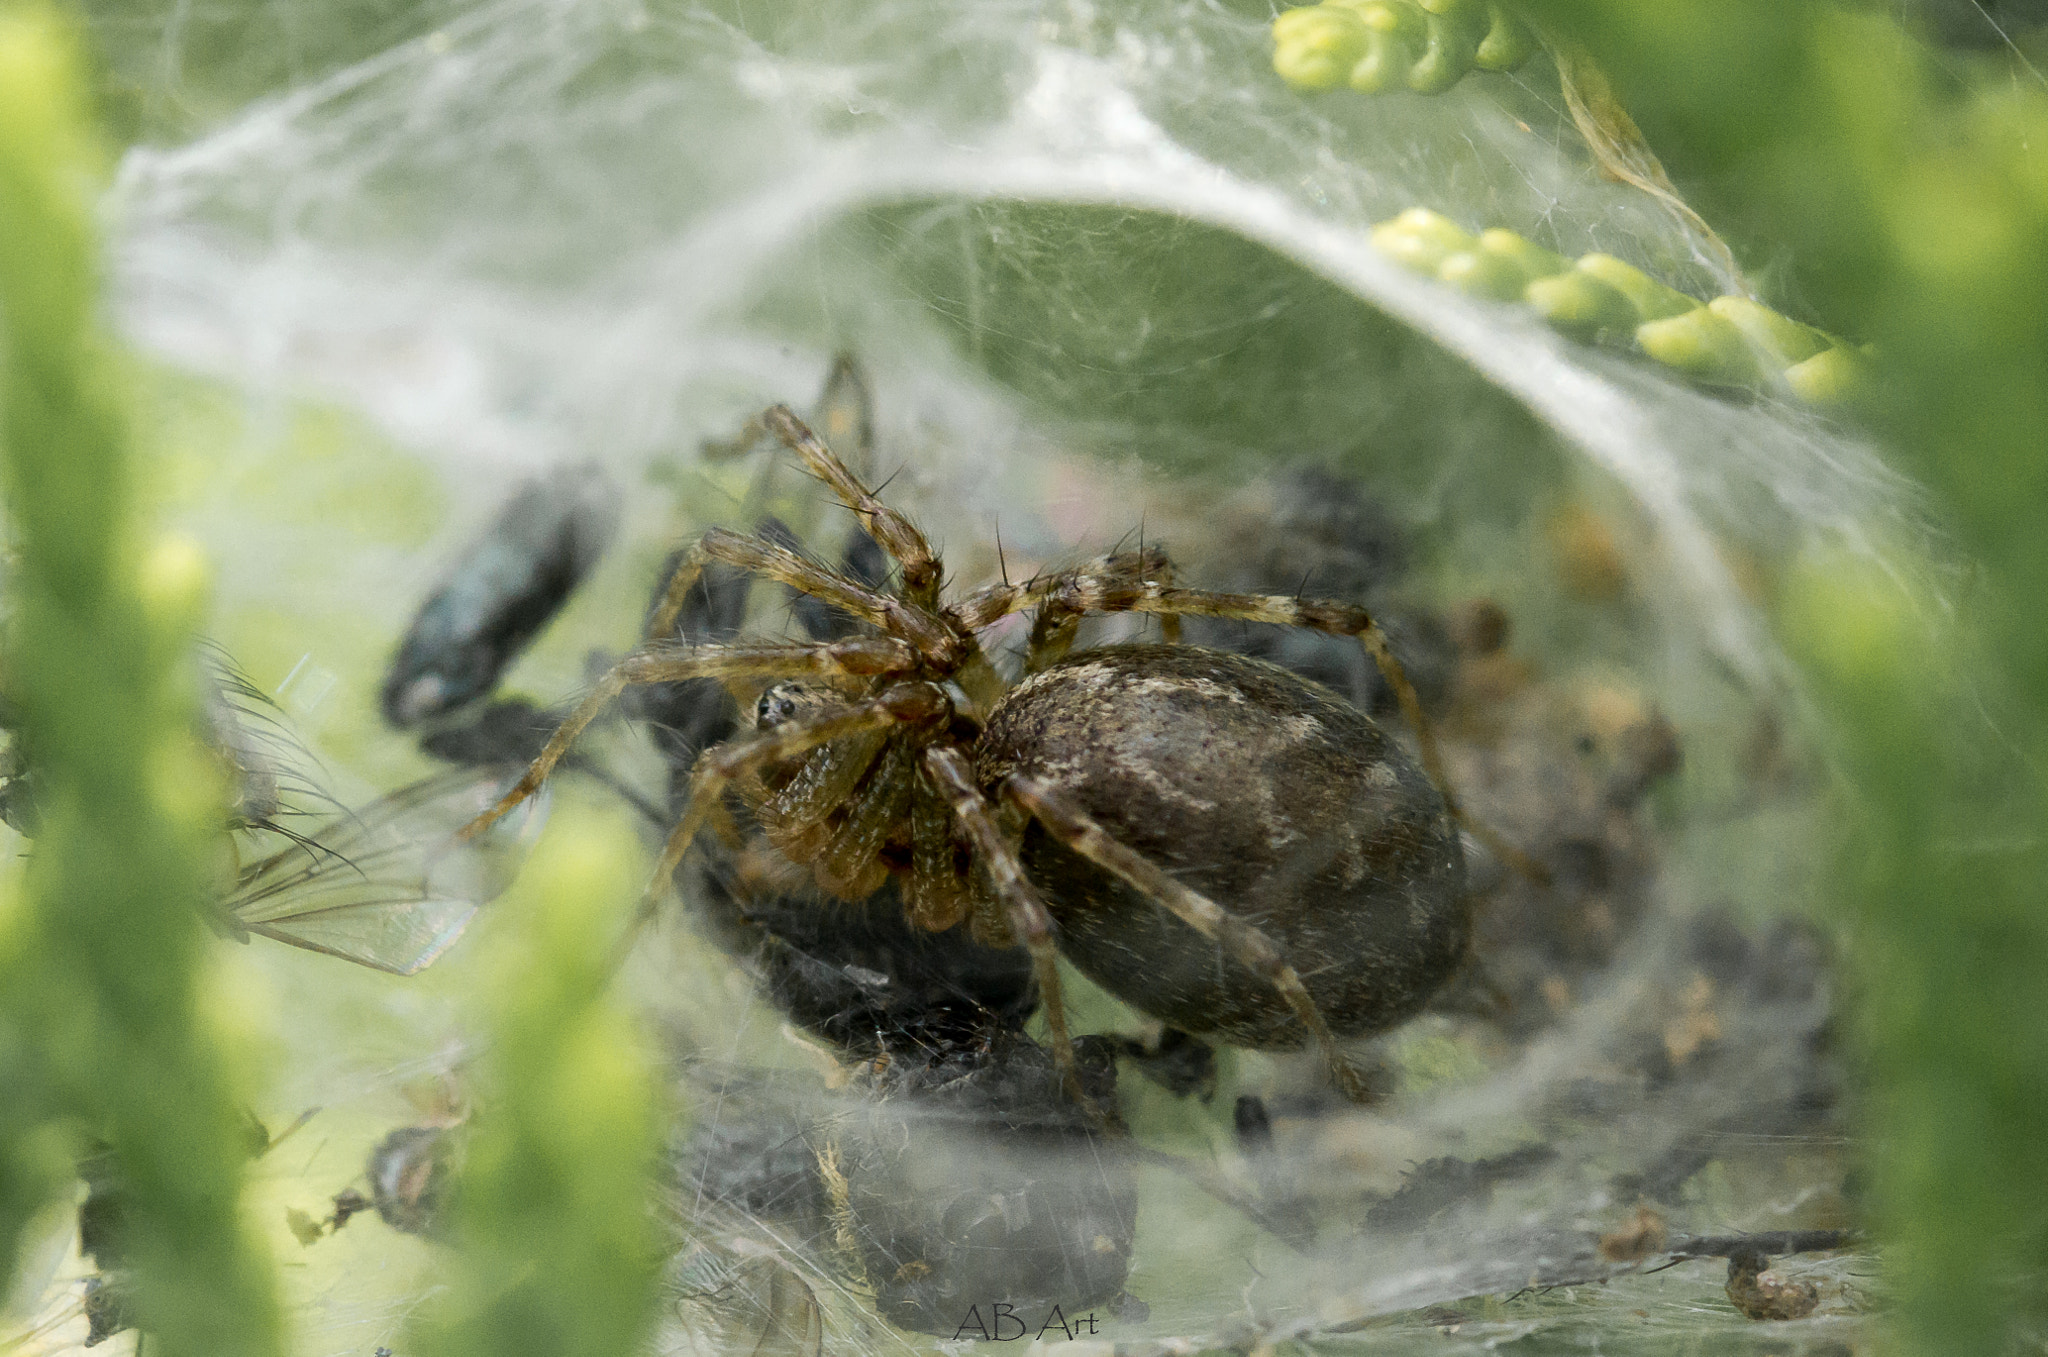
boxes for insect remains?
[461,406,1524,1100]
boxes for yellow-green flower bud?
[1349,29,1416,92]
[1525,269,1636,340]
[1273,6,1370,91]
[1635,307,1763,385]
[1707,295,1829,366]
[1478,228,1569,282]
[1406,12,1477,93]
[1372,208,1477,272]
[1438,249,1528,300]
[1474,4,1538,70]
[1783,345,1867,403]
[1576,253,1698,322]
[1341,0,1426,38]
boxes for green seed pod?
[1272,6,1370,92]
[1575,253,1699,322]
[1706,296,1829,366]
[1635,307,1764,386]
[1525,269,1637,340]
[1371,207,1477,272]
[1474,4,1538,71]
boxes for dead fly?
[0,649,531,975]
[319,1125,460,1240]
[291,1077,469,1246]
[382,461,619,729]
[374,463,673,826]
[211,655,539,974]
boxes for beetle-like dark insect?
[462,406,1521,1099]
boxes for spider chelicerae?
[461,405,1525,1100]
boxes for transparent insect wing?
[201,646,338,828]
[228,773,545,975]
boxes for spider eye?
[755,684,807,730]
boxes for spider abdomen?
[977,645,1467,1048]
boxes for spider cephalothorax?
[462,405,1516,1099]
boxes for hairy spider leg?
[946,548,1177,673]
[622,690,942,962]
[700,352,871,473]
[761,406,946,613]
[645,528,946,654]
[923,745,1085,1103]
[812,740,918,898]
[1033,577,1544,882]
[1001,774,1374,1104]
[905,773,970,930]
[948,548,1174,631]
[754,725,890,861]
[457,636,916,842]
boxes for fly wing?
[228,773,541,975]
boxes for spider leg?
[905,772,970,930]
[645,528,954,660]
[761,405,945,612]
[999,773,1374,1103]
[922,745,1085,1103]
[757,727,890,860]
[948,547,1172,633]
[1032,550,1181,673]
[1034,577,1544,882]
[626,687,946,954]
[813,740,916,898]
[457,636,915,842]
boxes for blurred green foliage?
[0,9,283,1354]
[416,810,662,1357]
[1515,0,2048,1350]
[2,21,665,1354]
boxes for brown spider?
[460,405,1524,1100]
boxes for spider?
[460,405,1525,1101]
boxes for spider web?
[54,0,1976,1351]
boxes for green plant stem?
[0,10,282,1354]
